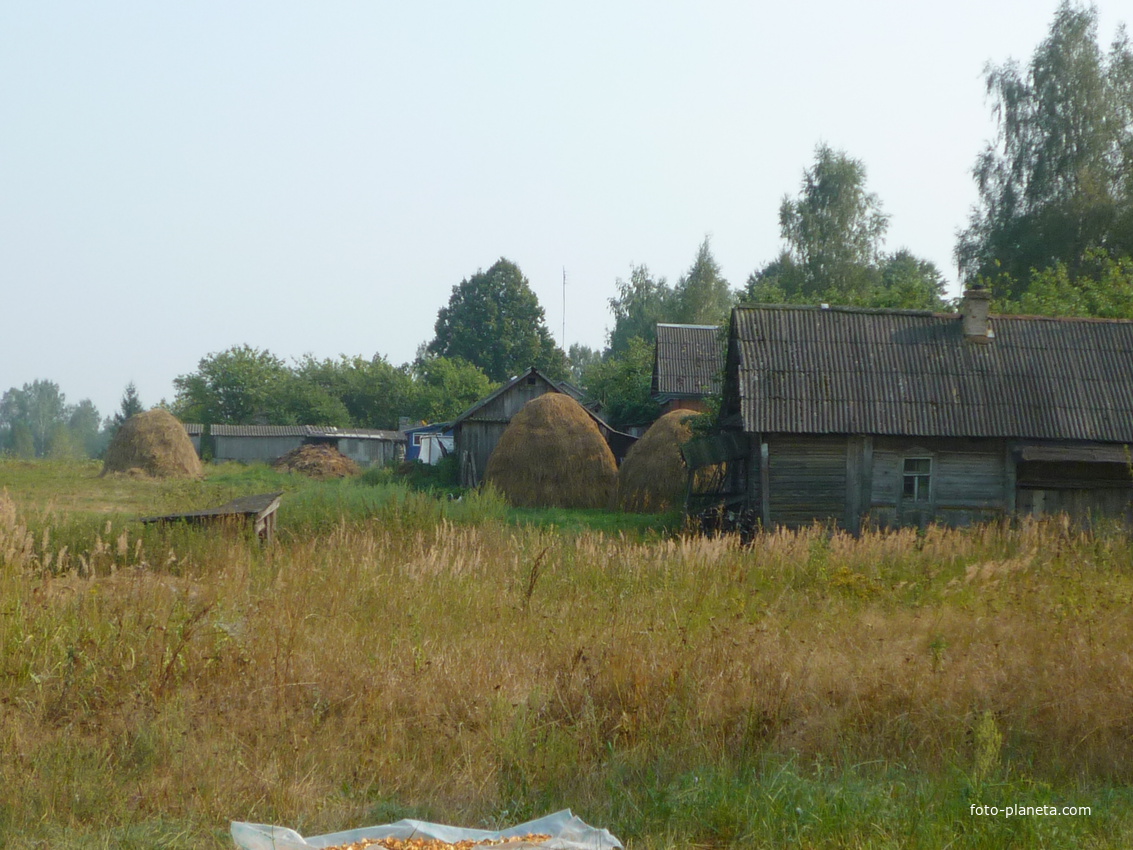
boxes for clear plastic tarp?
[231,808,623,850]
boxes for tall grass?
[1,464,1132,847]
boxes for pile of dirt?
[272,443,360,479]
[484,393,617,509]
[617,409,701,512]
[101,409,202,479]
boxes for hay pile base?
[101,409,202,479]
[617,409,702,512]
[484,393,616,509]
[272,444,360,479]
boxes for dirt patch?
[272,444,360,479]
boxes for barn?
[652,323,724,415]
[690,289,1133,530]
[452,367,636,487]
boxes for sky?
[1,1,1129,421]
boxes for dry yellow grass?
[2,470,1133,847]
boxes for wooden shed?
[691,291,1133,530]
[652,323,724,415]
[452,367,636,487]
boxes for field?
[2,459,1133,848]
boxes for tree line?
[4,2,1131,452]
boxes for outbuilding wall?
[213,436,305,464]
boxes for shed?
[209,425,405,467]
[183,423,203,455]
[451,367,636,487]
[694,291,1133,530]
[652,323,724,414]
[404,422,455,464]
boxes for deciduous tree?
[672,238,735,326]
[427,259,567,382]
[606,264,673,356]
[957,2,1133,294]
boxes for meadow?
[1,458,1132,848]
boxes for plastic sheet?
[231,808,623,850]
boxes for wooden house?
[652,323,724,414]
[452,367,636,487]
[689,290,1133,530]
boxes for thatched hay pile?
[617,409,702,512]
[101,409,202,479]
[484,393,617,509]
[272,444,360,479]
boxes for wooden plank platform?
[140,491,283,543]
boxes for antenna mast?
[562,267,567,349]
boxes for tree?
[993,249,1133,318]
[427,259,568,383]
[112,382,146,428]
[68,398,105,458]
[567,343,602,385]
[409,356,496,423]
[776,144,890,300]
[581,337,660,430]
[0,381,101,458]
[606,264,674,356]
[744,146,947,311]
[172,345,292,424]
[0,380,68,457]
[672,238,735,326]
[291,354,409,428]
[957,2,1133,294]
[874,251,950,310]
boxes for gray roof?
[728,305,1133,442]
[653,324,724,399]
[451,367,590,427]
[183,424,204,435]
[209,424,404,441]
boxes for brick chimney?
[960,287,993,343]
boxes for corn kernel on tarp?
[231,809,623,850]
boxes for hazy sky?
[2,1,1128,420]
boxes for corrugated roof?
[210,425,311,437]
[183,424,204,435]
[653,324,724,398]
[729,305,1133,442]
[209,424,404,440]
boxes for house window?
[903,457,931,502]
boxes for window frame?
[902,456,933,503]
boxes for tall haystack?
[101,409,202,479]
[617,409,700,512]
[484,393,617,509]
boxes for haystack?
[484,393,617,509]
[617,409,701,512]
[101,409,202,479]
[272,443,359,479]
